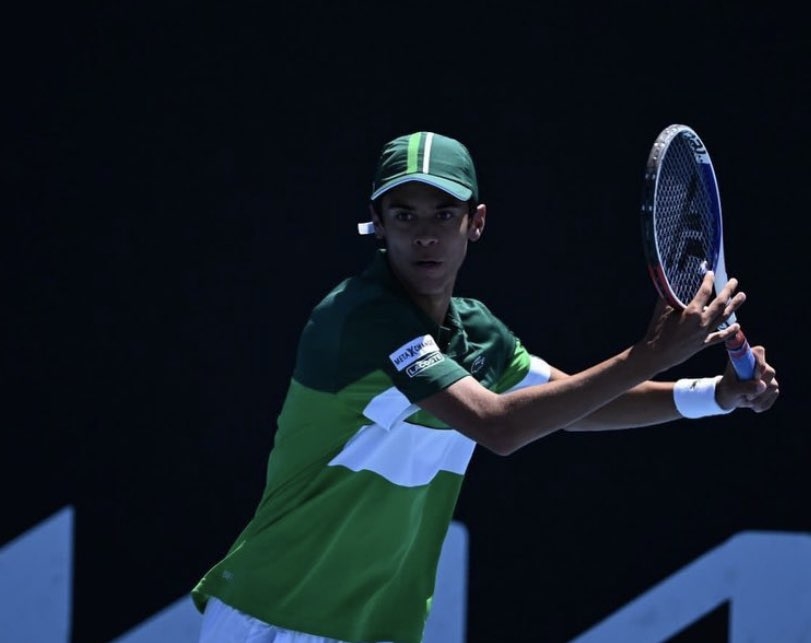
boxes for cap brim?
[369,174,473,202]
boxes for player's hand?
[715,345,780,412]
[640,271,747,371]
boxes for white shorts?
[198,597,382,643]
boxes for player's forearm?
[491,343,663,452]
[562,380,681,431]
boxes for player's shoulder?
[311,271,411,329]
[452,295,517,344]
[452,296,506,326]
[293,270,431,390]
[300,271,422,365]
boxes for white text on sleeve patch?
[389,335,440,372]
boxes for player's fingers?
[710,279,740,312]
[722,288,745,314]
[691,271,716,307]
[706,322,741,345]
[710,292,746,330]
[717,276,740,300]
[703,281,743,329]
[751,346,777,383]
[757,367,776,385]
[752,386,780,412]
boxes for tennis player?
[191,131,779,643]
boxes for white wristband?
[673,376,734,419]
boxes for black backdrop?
[4,2,808,642]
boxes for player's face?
[373,182,485,303]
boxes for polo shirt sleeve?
[341,297,471,408]
[384,332,470,402]
[492,339,552,393]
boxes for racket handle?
[725,330,756,380]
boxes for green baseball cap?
[358,131,479,235]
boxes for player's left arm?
[556,368,680,431]
[561,345,779,431]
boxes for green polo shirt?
[192,250,550,643]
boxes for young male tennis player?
[192,131,779,643]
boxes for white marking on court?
[0,506,73,642]
[570,531,811,642]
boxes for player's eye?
[393,210,414,222]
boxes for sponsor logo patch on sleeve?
[389,335,441,372]
[406,352,444,377]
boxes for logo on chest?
[470,354,487,374]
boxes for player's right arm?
[419,346,656,455]
[419,273,746,455]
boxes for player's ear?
[370,203,385,240]
[468,204,486,242]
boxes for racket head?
[641,124,723,309]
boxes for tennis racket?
[640,123,756,380]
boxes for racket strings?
[654,136,720,307]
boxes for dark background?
[3,2,807,642]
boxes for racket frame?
[640,124,756,380]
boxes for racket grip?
[725,330,756,380]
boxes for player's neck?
[410,292,452,327]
